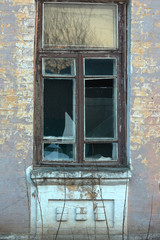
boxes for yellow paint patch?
[16,140,26,151]
[133,1,146,7]
[154,10,159,15]
[142,158,148,166]
[140,77,144,82]
[0,68,6,74]
[12,0,34,6]
[0,41,5,49]
[131,135,142,145]
[154,22,160,28]
[67,185,78,192]
[0,139,5,145]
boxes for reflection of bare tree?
[44,58,74,75]
[44,4,99,47]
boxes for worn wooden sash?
[37,0,127,3]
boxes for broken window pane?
[85,59,116,76]
[85,79,116,138]
[85,143,117,160]
[43,58,75,76]
[43,3,117,48]
[44,143,74,160]
[44,78,75,138]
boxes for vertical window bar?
[78,54,84,163]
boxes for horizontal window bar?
[39,162,120,167]
[40,47,119,52]
[42,75,76,78]
[85,138,118,143]
[84,76,117,79]
[43,140,75,145]
[43,137,75,140]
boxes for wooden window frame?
[33,0,127,168]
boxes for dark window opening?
[34,1,127,167]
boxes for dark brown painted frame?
[33,0,127,167]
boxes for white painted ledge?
[26,166,132,238]
[29,166,132,185]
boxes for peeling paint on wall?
[129,0,160,234]
[0,0,160,238]
[0,0,35,234]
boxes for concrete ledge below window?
[29,166,132,185]
[27,166,132,238]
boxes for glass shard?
[85,143,117,160]
[44,78,75,138]
[44,143,73,160]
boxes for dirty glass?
[43,78,75,138]
[85,79,116,138]
[44,143,73,160]
[84,59,116,76]
[43,3,117,48]
[43,58,75,76]
[85,143,117,160]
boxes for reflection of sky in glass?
[44,3,117,48]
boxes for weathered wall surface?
[0,0,160,238]
[128,0,160,236]
[0,0,35,234]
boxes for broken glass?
[44,143,73,160]
[85,143,117,160]
[44,78,75,138]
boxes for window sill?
[28,166,132,185]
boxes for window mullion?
[77,54,84,163]
[75,56,79,163]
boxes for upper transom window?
[43,3,117,49]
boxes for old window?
[34,0,127,167]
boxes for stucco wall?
[128,0,160,237]
[0,0,35,234]
[0,0,160,238]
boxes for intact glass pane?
[85,59,116,76]
[85,143,117,160]
[44,79,75,138]
[43,3,117,48]
[44,143,74,160]
[43,58,75,76]
[85,79,116,138]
